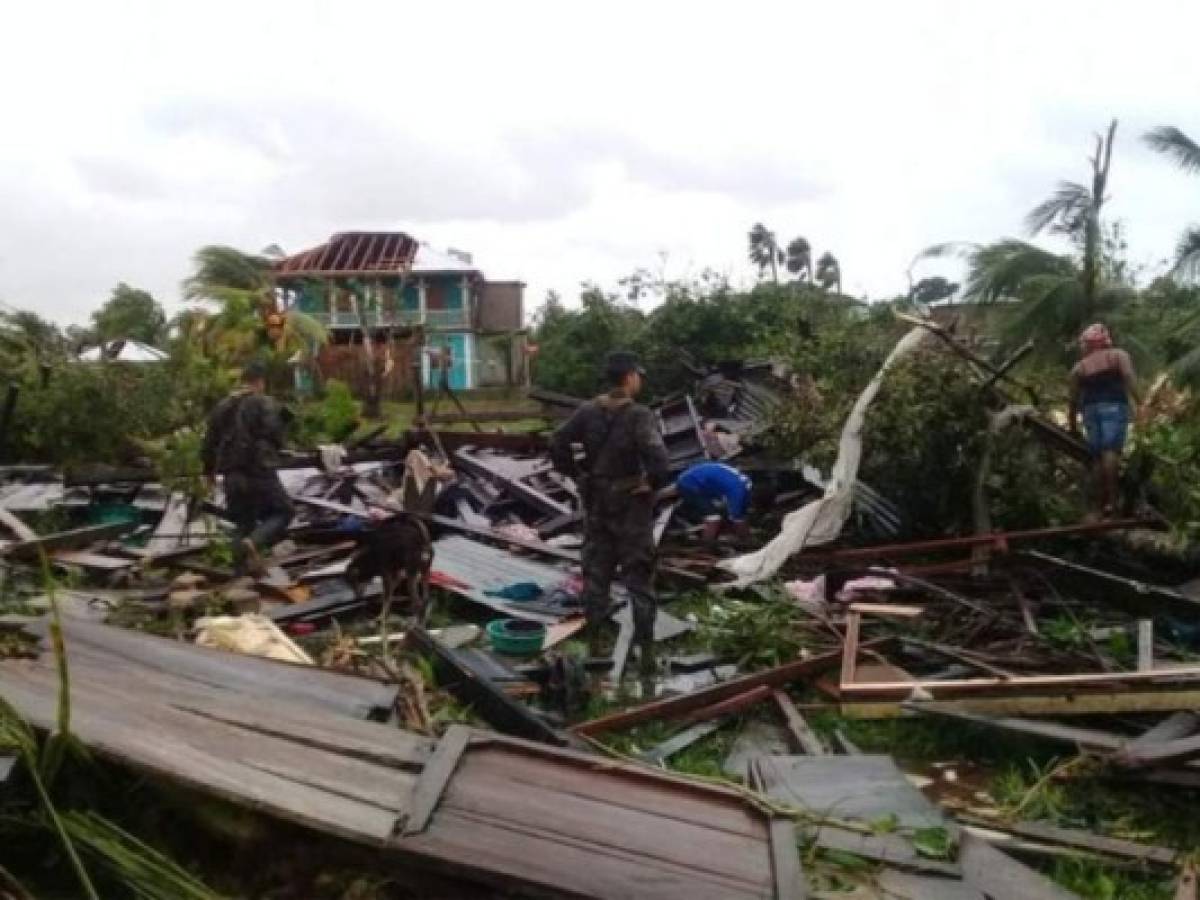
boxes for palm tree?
[815,252,842,293]
[785,237,812,282]
[1024,119,1117,317]
[747,223,783,283]
[1144,125,1200,280]
[920,120,1122,352]
[181,245,327,379]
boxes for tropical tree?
[1025,118,1117,316]
[1144,125,1200,280]
[922,120,1123,353]
[815,252,842,293]
[91,283,166,346]
[0,309,66,380]
[748,223,783,283]
[785,236,812,282]
[910,276,959,304]
[180,245,327,389]
[183,245,274,304]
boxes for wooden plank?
[1177,861,1197,900]
[847,602,925,618]
[1139,619,1155,673]
[429,752,775,894]
[51,550,136,571]
[768,818,806,900]
[958,816,1176,867]
[680,685,772,725]
[843,690,1200,719]
[641,720,725,766]
[403,725,472,835]
[3,521,137,559]
[1116,729,1200,769]
[959,832,1081,900]
[53,618,398,720]
[0,505,38,541]
[840,611,860,686]
[1125,711,1200,753]
[0,663,414,845]
[407,625,565,745]
[772,690,828,755]
[841,665,1200,700]
[906,706,1124,752]
[572,641,887,737]
[876,870,984,899]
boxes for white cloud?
[1,0,1198,326]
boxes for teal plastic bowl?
[486,618,547,656]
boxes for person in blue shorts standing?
[1068,323,1140,518]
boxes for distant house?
[271,231,526,396]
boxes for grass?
[341,390,552,443]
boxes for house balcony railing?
[307,309,471,330]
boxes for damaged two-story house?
[271,231,526,397]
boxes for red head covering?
[1079,323,1112,352]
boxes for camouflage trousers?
[581,488,656,642]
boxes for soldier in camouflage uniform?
[550,352,670,671]
[202,361,294,575]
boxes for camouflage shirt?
[202,390,286,476]
[549,391,670,490]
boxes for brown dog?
[344,513,434,636]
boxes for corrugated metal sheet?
[431,534,570,624]
[273,232,419,276]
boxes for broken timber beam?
[406,625,566,746]
[3,521,138,559]
[571,640,890,737]
[795,518,1155,565]
[840,665,1200,702]
[772,690,828,755]
[840,689,1200,719]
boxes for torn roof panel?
[273,232,419,277]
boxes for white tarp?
[718,326,930,587]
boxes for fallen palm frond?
[63,810,224,900]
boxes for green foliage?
[293,379,361,446]
[1130,409,1200,541]
[1050,859,1171,900]
[700,596,813,669]
[91,284,167,346]
[8,353,228,466]
[911,826,953,860]
[531,273,867,400]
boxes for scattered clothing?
[484,582,545,601]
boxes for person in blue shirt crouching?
[674,461,755,544]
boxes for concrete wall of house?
[478,281,524,331]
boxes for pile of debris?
[1,342,1198,897]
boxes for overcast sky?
[2,1,1198,327]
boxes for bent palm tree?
[747,223,783,283]
[785,236,812,282]
[182,245,327,363]
[1144,125,1200,279]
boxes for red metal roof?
[272,232,419,277]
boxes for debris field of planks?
[1,359,1199,896]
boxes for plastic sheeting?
[718,326,930,587]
